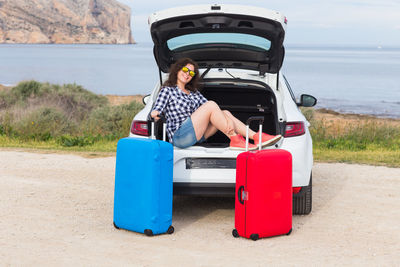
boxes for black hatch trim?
[151,13,285,74]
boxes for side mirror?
[142,94,151,105]
[298,94,317,107]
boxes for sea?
[1,43,399,118]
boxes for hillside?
[0,0,134,44]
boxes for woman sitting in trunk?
[150,57,282,150]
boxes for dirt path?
[0,150,399,266]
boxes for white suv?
[129,4,317,214]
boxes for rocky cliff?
[0,0,134,44]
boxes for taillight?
[131,120,149,136]
[293,187,302,194]
[284,122,305,137]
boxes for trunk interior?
[153,80,279,147]
[198,80,279,147]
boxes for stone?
[0,0,134,44]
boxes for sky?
[117,0,400,47]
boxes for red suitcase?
[233,117,292,241]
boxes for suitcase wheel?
[250,234,259,241]
[232,229,239,238]
[113,222,120,230]
[286,228,292,235]
[144,229,153,236]
[167,226,174,234]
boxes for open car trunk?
[150,5,286,74]
[197,79,279,147]
[151,79,279,146]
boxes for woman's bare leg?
[191,101,236,140]
[222,110,256,139]
[193,109,254,140]
[203,123,218,139]
[224,110,282,147]
[203,110,247,139]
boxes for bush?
[1,81,47,108]
[0,112,15,137]
[13,80,43,99]
[0,81,108,123]
[13,107,76,140]
[56,135,95,147]
[310,118,400,151]
[300,107,315,122]
[47,83,108,122]
[86,101,144,137]
[0,81,144,145]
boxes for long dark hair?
[163,58,201,92]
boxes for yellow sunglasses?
[181,66,196,77]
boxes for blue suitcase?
[113,120,174,236]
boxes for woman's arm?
[151,87,171,120]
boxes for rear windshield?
[167,33,271,51]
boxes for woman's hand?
[150,110,160,121]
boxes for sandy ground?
[0,150,399,266]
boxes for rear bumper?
[173,182,235,196]
[173,182,309,197]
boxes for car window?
[167,33,271,51]
[282,75,296,102]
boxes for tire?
[232,229,239,238]
[113,222,120,229]
[167,226,174,234]
[286,228,292,235]
[293,174,312,215]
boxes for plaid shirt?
[152,86,208,141]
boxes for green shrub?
[13,80,43,98]
[48,83,108,122]
[0,112,15,136]
[56,135,95,147]
[300,107,315,122]
[1,81,46,107]
[0,81,108,123]
[13,107,76,140]
[0,81,144,144]
[86,101,144,137]
[310,118,400,151]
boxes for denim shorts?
[172,117,205,149]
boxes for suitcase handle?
[238,185,245,204]
[149,115,167,141]
[246,116,264,125]
[245,116,265,151]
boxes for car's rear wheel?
[293,174,312,215]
